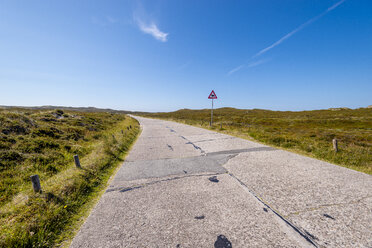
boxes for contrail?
[254,0,346,58]
[227,0,346,75]
[228,65,244,75]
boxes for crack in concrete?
[207,147,276,156]
[285,195,372,218]
[228,173,319,248]
[164,127,207,156]
[125,123,317,246]
[165,126,176,133]
[193,137,235,144]
[106,172,226,193]
[216,150,318,246]
[185,141,206,155]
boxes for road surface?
[70,116,372,248]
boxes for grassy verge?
[0,108,140,247]
[141,107,371,175]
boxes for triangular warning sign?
[208,90,217,99]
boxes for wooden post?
[74,155,81,168]
[121,130,124,134]
[30,175,41,193]
[220,123,222,129]
[130,125,132,129]
[332,138,338,152]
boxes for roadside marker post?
[333,138,338,152]
[74,155,81,168]
[30,175,42,193]
[208,90,217,126]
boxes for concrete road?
[70,117,372,248]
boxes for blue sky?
[0,0,371,112]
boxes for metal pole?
[210,99,214,126]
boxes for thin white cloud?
[328,0,346,11]
[247,59,270,68]
[132,2,168,42]
[228,65,245,75]
[254,0,346,57]
[137,21,168,42]
[228,59,270,75]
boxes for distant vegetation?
[0,105,132,114]
[0,108,140,247]
[142,107,372,175]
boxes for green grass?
[0,108,140,247]
[141,107,372,175]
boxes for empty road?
[70,116,372,248]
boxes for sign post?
[208,90,217,126]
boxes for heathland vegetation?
[0,108,139,247]
[142,107,372,175]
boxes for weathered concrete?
[112,154,230,183]
[70,116,372,248]
[224,150,372,247]
[71,174,308,248]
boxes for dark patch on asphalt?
[209,176,219,183]
[186,142,203,151]
[114,154,228,181]
[176,244,181,248]
[323,213,335,220]
[119,185,143,192]
[167,144,174,151]
[263,207,268,212]
[194,139,215,143]
[180,136,187,140]
[214,235,232,248]
[194,137,235,144]
[166,126,176,133]
[304,230,319,241]
[194,215,205,220]
[107,173,224,193]
[207,147,276,156]
[183,170,187,174]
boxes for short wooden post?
[74,155,81,168]
[130,125,132,129]
[332,138,338,152]
[121,130,124,134]
[127,127,129,130]
[220,123,222,129]
[30,175,42,193]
